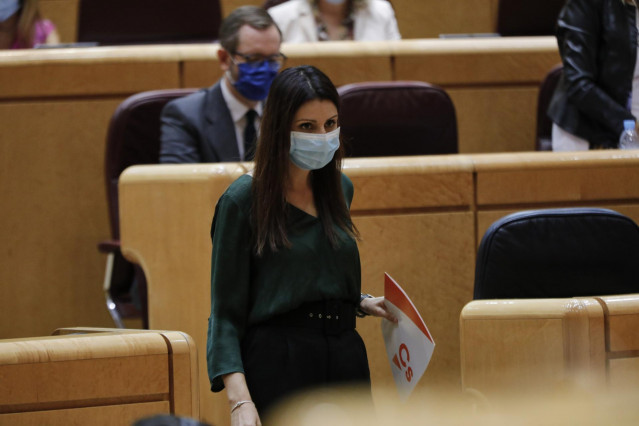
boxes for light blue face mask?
[0,0,20,22]
[323,0,347,4]
[289,127,340,170]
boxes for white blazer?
[268,0,401,43]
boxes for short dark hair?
[218,6,280,53]
[252,66,357,255]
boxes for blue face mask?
[289,127,341,170]
[232,60,279,101]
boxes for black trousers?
[241,307,371,416]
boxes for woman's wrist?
[222,372,253,408]
[231,400,254,413]
[356,293,373,317]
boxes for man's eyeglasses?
[231,51,287,70]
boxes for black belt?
[261,300,357,335]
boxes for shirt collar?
[220,75,263,123]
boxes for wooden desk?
[460,294,639,398]
[40,0,504,43]
[0,328,199,425]
[0,38,560,343]
[119,157,476,425]
[599,294,639,388]
[119,151,639,425]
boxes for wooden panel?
[225,0,495,39]
[345,156,474,211]
[392,0,495,39]
[221,0,261,17]
[282,41,393,87]
[392,37,560,85]
[0,401,170,426]
[608,313,639,352]
[0,330,199,423]
[39,0,79,43]
[183,41,394,88]
[0,333,169,407]
[0,99,123,339]
[120,163,250,426]
[182,60,224,89]
[597,295,639,352]
[356,211,475,396]
[608,358,639,389]
[449,86,538,153]
[463,318,566,390]
[460,299,606,394]
[474,151,639,206]
[162,331,200,418]
[0,356,169,406]
[0,62,179,98]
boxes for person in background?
[267,0,400,42]
[159,6,284,163]
[548,0,638,151]
[0,0,59,49]
[207,65,397,425]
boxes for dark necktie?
[243,109,257,161]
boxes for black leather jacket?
[548,0,637,148]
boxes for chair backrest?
[105,89,198,240]
[496,0,564,36]
[77,0,221,45]
[474,208,639,299]
[536,64,563,151]
[337,81,458,157]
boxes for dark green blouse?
[206,173,361,391]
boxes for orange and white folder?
[381,273,435,401]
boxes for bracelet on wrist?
[231,400,253,413]
[356,293,373,318]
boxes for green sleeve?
[207,192,252,392]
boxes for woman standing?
[0,0,59,49]
[207,65,396,425]
[548,0,638,150]
[267,0,401,42]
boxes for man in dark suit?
[159,6,284,163]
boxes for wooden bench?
[0,328,199,425]
[461,294,639,397]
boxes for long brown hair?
[14,0,41,48]
[251,65,358,256]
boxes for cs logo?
[392,343,413,382]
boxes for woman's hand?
[231,401,261,426]
[224,372,262,426]
[359,296,398,323]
